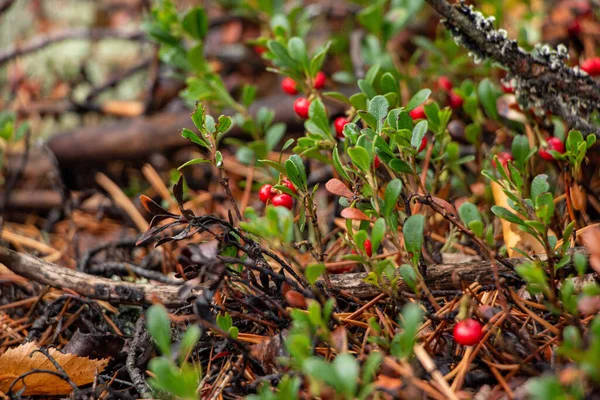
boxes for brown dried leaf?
[340,208,370,221]
[430,196,456,216]
[325,179,353,199]
[285,290,307,309]
[250,331,287,373]
[330,325,348,354]
[0,342,109,395]
[581,227,600,273]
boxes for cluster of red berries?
[280,72,327,119]
[493,136,565,169]
[438,76,464,109]
[258,179,297,210]
[581,57,600,77]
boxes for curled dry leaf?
[325,178,354,199]
[250,331,287,373]
[330,325,348,354]
[581,226,600,274]
[285,290,307,309]
[430,196,456,217]
[0,342,109,396]
[570,185,587,211]
[340,207,371,221]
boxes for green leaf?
[512,135,530,166]
[287,37,308,69]
[307,99,330,139]
[323,91,350,104]
[406,89,431,111]
[399,264,418,291]
[178,325,201,364]
[411,120,428,150]
[302,357,336,388]
[380,72,397,95]
[389,158,412,173]
[215,151,223,167]
[348,146,370,172]
[458,202,482,226]
[491,205,524,225]
[217,115,232,133]
[403,215,425,257]
[182,7,208,39]
[372,218,386,253]
[191,104,205,130]
[181,128,209,148]
[178,157,210,170]
[383,179,402,217]
[333,353,359,397]
[310,42,331,77]
[535,192,554,224]
[146,305,172,357]
[357,0,385,35]
[477,78,500,120]
[349,93,368,111]
[265,123,286,151]
[305,263,325,285]
[358,79,377,99]
[530,174,549,202]
[368,95,389,132]
[333,146,352,181]
[241,84,257,107]
[285,154,307,190]
[267,40,296,68]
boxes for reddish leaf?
[325,178,353,198]
[341,207,371,221]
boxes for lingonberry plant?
[137,0,600,398]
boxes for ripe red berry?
[373,155,380,169]
[364,239,372,257]
[568,19,582,36]
[492,152,514,168]
[282,178,298,194]
[259,184,274,203]
[418,137,427,152]
[581,57,600,76]
[314,71,326,89]
[293,98,310,119]
[271,193,294,210]
[449,90,464,109]
[281,77,298,95]
[409,105,426,120]
[501,82,514,94]
[453,318,483,346]
[254,46,266,55]
[438,76,453,91]
[539,137,565,161]
[334,117,348,138]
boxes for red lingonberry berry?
[259,184,274,203]
[418,137,427,152]
[539,137,565,161]
[281,77,298,95]
[373,155,380,169]
[409,105,426,120]
[453,318,483,346]
[449,90,464,109]
[364,239,372,257]
[254,46,266,55]
[568,18,582,36]
[334,117,348,138]
[581,57,600,76]
[282,178,298,194]
[492,152,514,168]
[438,76,453,91]
[272,193,294,210]
[501,82,514,93]
[293,98,310,119]
[314,71,326,89]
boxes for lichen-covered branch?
[425,0,600,137]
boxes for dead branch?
[0,246,199,307]
[1,244,590,304]
[424,0,600,136]
[0,28,148,65]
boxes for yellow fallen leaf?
[491,181,546,257]
[0,342,109,396]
